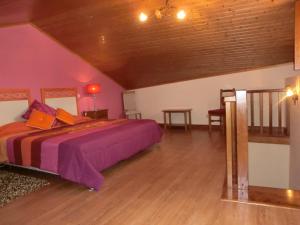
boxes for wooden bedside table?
[82,109,108,120]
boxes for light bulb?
[287,88,294,97]
[139,12,148,22]
[177,10,186,20]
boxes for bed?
[0,88,162,190]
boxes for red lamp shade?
[86,84,101,94]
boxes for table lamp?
[86,83,101,111]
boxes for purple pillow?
[22,100,56,120]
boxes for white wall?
[134,63,300,125]
[248,142,290,189]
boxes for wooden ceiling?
[0,0,295,89]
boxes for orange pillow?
[26,109,55,130]
[56,108,75,125]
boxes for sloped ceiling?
[0,0,295,89]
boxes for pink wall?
[0,24,124,118]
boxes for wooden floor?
[248,127,290,144]
[222,183,300,209]
[1,129,300,225]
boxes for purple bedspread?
[57,119,162,190]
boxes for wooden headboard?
[0,89,31,126]
[41,88,79,115]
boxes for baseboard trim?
[158,123,288,131]
[158,123,221,130]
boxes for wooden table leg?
[184,112,188,131]
[221,115,225,134]
[164,112,167,129]
[188,111,192,129]
[209,114,212,133]
[168,112,172,128]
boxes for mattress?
[0,119,162,190]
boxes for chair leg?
[169,113,172,128]
[164,112,167,129]
[184,112,188,131]
[220,116,224,134]
[223,115,226,134]
[208,115,212,133]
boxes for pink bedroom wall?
[0,24,124,118]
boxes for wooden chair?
[208,89,235,133]
[122,90,142,119]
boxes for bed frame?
[0,88,58,174]
[41,88,79,115]
[0,89,31,167]
[0,88,31,102]
[0,89,31,126]
[0,88,82,178]
[0,88,160,191]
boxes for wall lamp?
[286,86,299,105]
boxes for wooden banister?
[235,90,248,190]
[259,93,264,134]
[225,96,236,188]
[225,88,290,201]
[247,88,285,93]
[246,88,288,135]
[250,93,254,130]
[225,91,248,191]
[269,92,273,133]
[278,94,282,132]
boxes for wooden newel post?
[225,96,236,188]
[235,90,249,190]
[225,90,249,194]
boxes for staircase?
[222,89,300,209]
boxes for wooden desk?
[162,109,192,131]
[82,109,108,120]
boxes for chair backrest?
[123,91,137,112]
[220,89,235,109]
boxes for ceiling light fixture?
[138,0,187,23]
[139,12,148,22]
[176,9,186,20]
